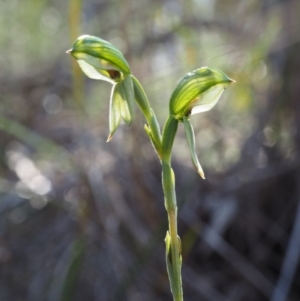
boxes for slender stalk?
[168,209,183,301]
[162,116,183,301]
[131,75,162,158]
[134,90,183,300]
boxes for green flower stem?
[168,209,183,301]
[130,75,183,300]
[131,75,162,158]
[162,115,183,301]
[162,115,178,164]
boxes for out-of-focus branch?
[271,197,300,301]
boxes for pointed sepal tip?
[106,134,113,142]
[198,170,205,180]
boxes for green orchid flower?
[169,67,234,120]
[67,35,135,140]
[166,67,235,179]
[67,35,131,83]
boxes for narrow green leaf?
[107,77,134,140]
[131,75,162,156]
[162,115,178,163]
[47,237,85,301]
[60,237,85,301]
[177,235,182,265]
[144,124,159,156]
[107,84,122,142]
[162,161,176,210]
[165,231,176,295]
[119,76,134,124]
[148,108,162,156]
[131,74,151,118]
[183,116,205,179]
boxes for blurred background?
[0,0,300,300]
